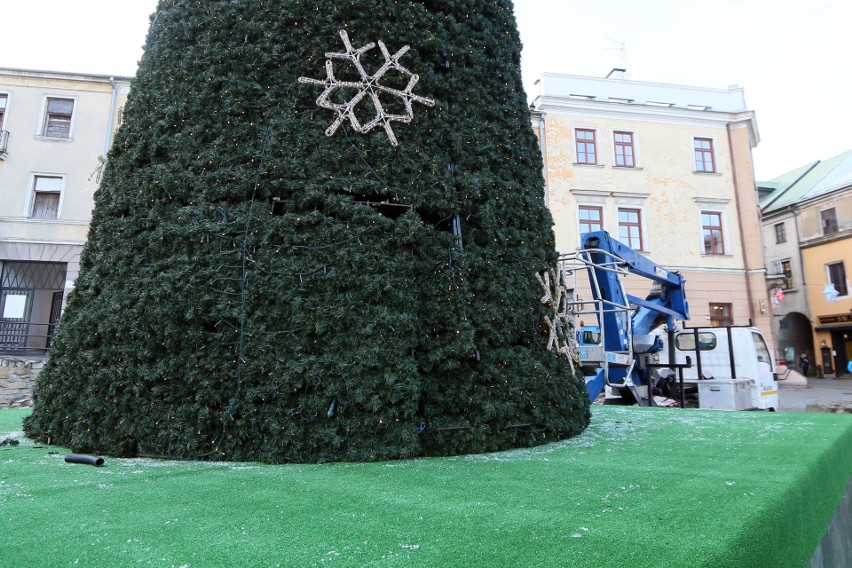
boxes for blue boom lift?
[560,231,690,406]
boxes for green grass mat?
[2,407,850,567]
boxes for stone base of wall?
[0,356,44,409]
[806,401,852,413]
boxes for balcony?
[0,318,58,355]
[1,261,66,355]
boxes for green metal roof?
[759,150,852,213]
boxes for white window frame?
[0,92,9,130]
[610,128,641,168]
[36,95,77,140]
[26,173,66,220]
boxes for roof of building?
[0,67,133,83]
[530,71,760,147]
[534,72,749,113]
[759,149,852,213]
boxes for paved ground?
[778,377,852,412]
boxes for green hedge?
[24,0,589,463]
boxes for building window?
[30,176,63,219]
[709,302,733,327]
[701,211,725,255]
[0,94,7,129]
[618,208,643,250]
[781,259,793,290]
[774,222,786,243]
[579,205,603,235]
[575,128,597,165]
[821,208,838,235]
[693,137,716,173]
[0,95,8,157]
[613,131,635,167]
[827,261,848,297]
[41,97,74,138]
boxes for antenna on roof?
[605,37,627,70]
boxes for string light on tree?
[299,29,435,147]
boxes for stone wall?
[806,401,852,413]
[0,356,43,409]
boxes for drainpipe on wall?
[104,76,118,157]
[537,111,548,206]
[793,209,808,297]
[727,123,756,323]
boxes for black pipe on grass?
[64,454,105,467]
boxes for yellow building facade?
[531,72,773,344]
[803,238,852,375]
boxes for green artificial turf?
[2,407,850,567]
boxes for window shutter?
[43,98,74,138]
[32,192,60,219]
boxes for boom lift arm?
[565,231,690,404]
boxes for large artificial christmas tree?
[24,0,590,463]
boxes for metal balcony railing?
[0,319,57,355]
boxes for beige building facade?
[0,68,130,353]
[531,71,773,343]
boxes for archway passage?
[775,312,813,373]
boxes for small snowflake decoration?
[537,267,579,373]
[298,29,435,147]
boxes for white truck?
[647,325,779,411]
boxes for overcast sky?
[1,0,848,180]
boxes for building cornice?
[693,196,731,206]
[570,189,651,199]
[534,96,756,138]
[799,231,852,250]
[0,236,87,246]
[531,71,760,148]
[0,67,132,85]
[0,217,89,226]
[625,265,763,277]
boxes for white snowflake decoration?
[537,268,579,373]
[298,29,435,147]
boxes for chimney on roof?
[606,68,627,80]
